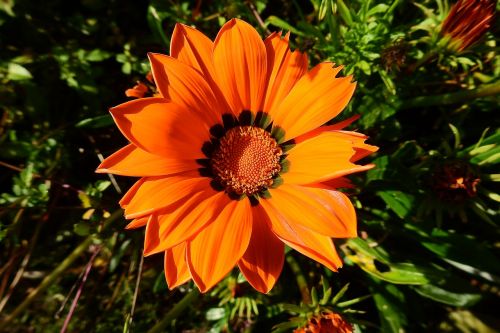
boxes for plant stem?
[60,245,101,333]
[124,251,144,333]
[384,0,401,19]
[147,288,200,333]
[0,220,42,312]
[402,82,500,109]
[286,254,311,304]
[0,209,123,327]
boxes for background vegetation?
[0,0,498,332]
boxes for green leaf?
[376,190,415,219]
[358,60,371,75]
[330,283,349,305]
[366,156,390,182]
[413,283,482,307]
[378,69,396,95]
[96,180,111,192]
[318,0,333,21]
[146,4,170,47]
[272,321,302,333]
[85,49,113,62]
[448,123,461,149]
[310,286,318,305]
[371,262,431,285]
[109,239,131,273]
[474,149,500,165]
[406,226,500,282]
[459,129,499,157]
[152,270,168,293]
[336,0,353,26]
[78,191,92,208]
[392,141,425,160]
[0,0,15,16]
[266,16,305,36]
[76,114,114,129]
[369,279,407,333]
[445,310,498,333]
[73,222,90,236]
[280,303,305,314]
[367,4,389,16]
[346,238,432,285]
[7,63,32,81]
[206,308,226,321]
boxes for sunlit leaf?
[7,63,32,81]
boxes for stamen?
[211,126,282,195]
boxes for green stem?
[0,209,123,327]
[286,254,311,304]
[402,82,500,109]
[384,0,401,19]
[147,288,200,333]
[327,11,340,51]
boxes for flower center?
[211,126,282,195]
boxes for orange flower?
[125,82,148,98]
[441,0,495,52]
[125,72,158,98]
[294,312,353,333]
[97,19,377,293]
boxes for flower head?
[441,0,495,52]
[294,311,353,333]
[380,40,408,72]
[431,160,480,202]
[97,19,377,293]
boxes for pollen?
[211,126,282,195]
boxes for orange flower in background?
[441,0,495,52]
[97,19,377,293]
[125,82,148,98]
[125,72,157,98]
[294,311,353,333]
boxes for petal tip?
[95,167,107,174]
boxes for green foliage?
[0,0,499,332]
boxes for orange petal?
[154,190,231,251]
[259,199,342,271]
[282,131,375,185]
[342,131,379,162]
[311,177,354,190]
[187,199,253,292]
[305,187,357,238]
[125,215,149,229]
[272,63,356,141]
[144,214,160,255]
[96,144,198,177]
[263,32,308,114]
[164,243,191,289]
[119,178,145,209]
[170,23,217,85]
[148,53,227,123]
[265,185,357,238]
[293,115,361,144]
[238,205,284,293]
[213,18,268,115]
[143,212,205,291]
[294,128,378,163]
[110,98,211,159]
[123,173,209,219]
